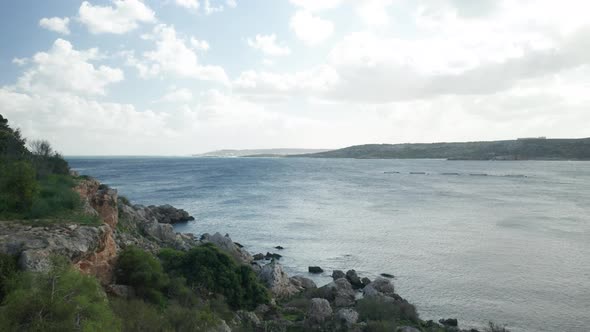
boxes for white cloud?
[203,0,224,15]
[16,39,123,96]
[190,37,210,51]
[290,10,334,45]
[158,87,194,103]
[79,0,155,34]
[39,17,71,35]
[226,0,237,8]
[247,34,291,56]
[12,58,28,66]
[356,0,393,26]
[289,0,343,12]
[175,0,199,10]
[129,24,228,83]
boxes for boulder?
[265,252,282,260]
[439,318,458,327]
[307,298,333,325]
[145,204,195,224]
[332,270,345,280]
[274,246,284,250]
[308,266,323,274]
[201,232,253,264]
[290,275,317,289]
[258,261,300,298]
[361,277,371,287]
[363,277,395,298]
[346,269,363,289]
[380,273,395,278]
[318,278,356,307]
[253,253,265,260]
[336,308,359,328]
[231,310,261,329]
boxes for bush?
[115,247,169,306]
[0,257,120,331]
[159,244,270,310]
[0,161,39,214]
[110,298,166,332]
[0,253,18,302]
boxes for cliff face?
[0,178,200,285]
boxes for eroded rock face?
[290,275,317,290]
[0,222,114,283]
[336,308,359,328]
[258,260,300,299]
[318,278,356,307]
[363,277,395,298]
[307,298,333,325]
[116,203,198,252]
[201,232,253,264]
[144,204,195,224]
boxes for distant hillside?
[291,138,590,160]
[193,148,329,157]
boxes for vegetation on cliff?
[292,138,590,160]
[0,114,91,222]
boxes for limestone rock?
[290,275,317,290]
[336,308,359,328]
[363,277,395,298]
[318,278,356,307]
[258,260,300,298]
[201,232,253,264]
[307,298,333,325]
[332,270,345,280]
[308,266,323,274]
[346,269,363,289]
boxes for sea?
[67,157,590,332]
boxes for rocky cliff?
[0,177,200,285]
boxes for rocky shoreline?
[0,176,500,331]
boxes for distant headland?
[287,138,590,160]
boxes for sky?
[0,0,589,155]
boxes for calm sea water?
[68,157,590,332]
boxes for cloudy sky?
[1,0,589,155]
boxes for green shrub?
[0,257,120,331]
[366,320,398,332]
[110,298,166,332]
[0,253,18,302]
[115,247,169,306]
[159,244,270,310]
[0,161,39,214]
[163,303,221,332]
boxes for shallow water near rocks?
[68,157,590,332]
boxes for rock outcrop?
[363,277,396,299]
[200,232,253,264]
[317,278,356,307]
[258,260,301,298]
[0,177,199,286]
[307,298,333,325]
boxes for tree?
[0,160,39,213]
[0,114,29,160]
[115,247,169,306]
[0,257,120,331]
